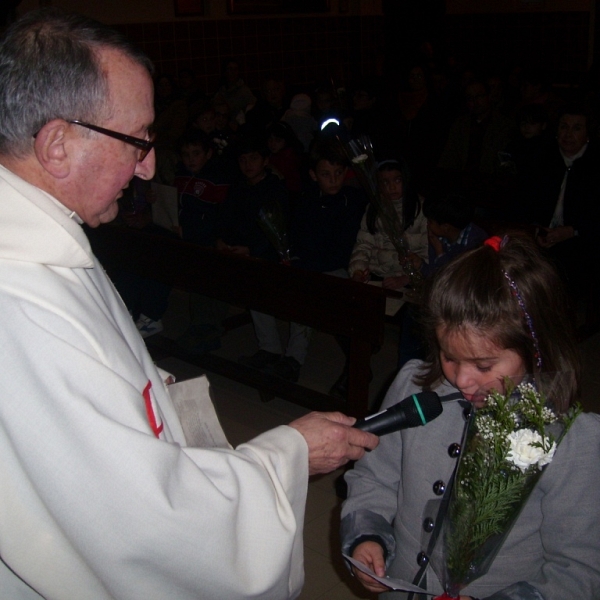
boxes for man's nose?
[135,149,156,180]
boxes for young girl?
[341,234,600,599]
[349,158,428,291]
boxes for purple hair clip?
[503,271,542,369]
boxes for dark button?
[433,480,446,495]
[417,551,429,566]
[423,517,434,533]
[448,443,461,458]
[463,405,473,420]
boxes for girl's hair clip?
[484,235,508,252]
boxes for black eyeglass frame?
[68,120,155,162]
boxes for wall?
[114,15,383,92]
[16,1,384,93]
[17,0,383,23]
[14,0,594,90]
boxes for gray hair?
[0,8,154,157]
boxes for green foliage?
[443,382,580,589]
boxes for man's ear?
[309,168,317,182]
[33,119,71,179]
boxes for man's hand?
[288,412,379,475]
[351,541,391,593]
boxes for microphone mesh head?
[406,392,443,427]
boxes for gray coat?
[341,360,600,599]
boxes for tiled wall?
[115,15,385,94]
[114,9,590,95]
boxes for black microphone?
[354,392,442,436]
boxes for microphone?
[354,392,442,436]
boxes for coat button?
[448,443,461,458]
[433,480,446,495]
[423,517,434,532]
[417,551,429,566]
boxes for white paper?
[343,555,434,595]
[168,375,231,449]
[367,280,405,316]
[151,182,179,229]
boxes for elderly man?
[0,10,378,600]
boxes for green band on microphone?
[412,394,426,425]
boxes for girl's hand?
[216,239,250,256]
[427,226,444,257]
[407,252,423,270]
[383,275,409,290]
[351,269,371,283]
[351,541,391,593]
[227,245,250,256]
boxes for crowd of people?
[118,53,599,387]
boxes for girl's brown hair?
[416,233,580,412]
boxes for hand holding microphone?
[354,392,442,436]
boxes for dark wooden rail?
[88,224,386,418]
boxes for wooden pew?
[88,224,386,418]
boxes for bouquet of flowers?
[257,202,291,266]
[431,380,581,598]
[339,135,424,299]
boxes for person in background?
[0,11,378,599]
[287,139,367,385]
[244,76,288,135]
[525,105,600,299]
[395,189,487,368]
[349,157,428,290]
[266,120,305,198]
[213,58,256,128]
[412,190,487,278]
[282,93,319,153]
[174,129,232,354]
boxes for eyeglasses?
[68,120,155,162]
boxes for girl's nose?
[455,366,477,393]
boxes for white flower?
[506,429,556,472]
[351,154,368,164]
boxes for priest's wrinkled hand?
[289,412,379,475]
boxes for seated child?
[110,177,175,338]
[291,139,367,274]
[214,137,295,373]
[341,233,599,598]
[347,156,429,380]
[264,139,367,383]
[414,191,487,277]
[214,135,289,261]
[175,129,231,246]
[235,138,366,382]
[173,129,233,353]
[397,190,487,368]
[266,120,304,196]
[349,157,428,291]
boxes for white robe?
[0,163,308,600]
